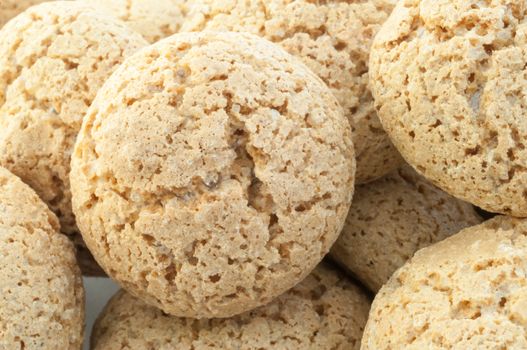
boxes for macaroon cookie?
[82,0,190,43]
[70,31,355,318]
[0,0,47,28]
[330,164,482,292]
[370,0,527,215]
[91,263,370,350]
[0,166,84,349]
[362,216,527,349]
[182,0,402,184]
[0,1,148,274]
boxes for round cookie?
[330,164,482,292]
[91,263,370,350]
[362,216,527,349]
[0,167,84,349]
[0,0,47,28]
[82,0,190,43]
[370,0,527,215]
[182,0,402,184]
[0,1,148,274]
[71,31,355,318]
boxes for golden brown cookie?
[0,1,148,274]
[0,166,84,349]
[91,263,370,350]
[182,0,402,184]
[330,164,482,292]
[370,0,527,215]
[71,31,355,318]
[82,0,190,43]
[0,0,47,28]
[362,216,527,349]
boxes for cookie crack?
[221,90,283,249]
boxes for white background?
[83,277,120,350]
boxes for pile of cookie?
[1,0,525,349]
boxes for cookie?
[0,1,148,274]
[71,31,355,318]
[82,0,190,43]
[362,216,527,349]
[0,166,84,349]
[330,164,482,292]
[0,0,47,28]
[182,0,402,184]
[370,0,527,215]
[91,263,370,350]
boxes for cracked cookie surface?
[91,263,370,350]
[362,216,527,349]
[82,0,190,43]
[0,167,84,350]
[0,1,147,274]
[182,0,401,184]
[330,164,482,292]
[370,0,527,215]
[71,31,355,318]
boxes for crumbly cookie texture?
[362,216,527,349]
[0,0,47,28]
[71,31,355,318]
[91,263,370,350]
[330,164,482,292]
[0,1,147,274]
[370,0,527,215]
[82,0,190,43]
[182,0,401,184]
[0,167,84,350]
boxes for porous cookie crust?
[370,0,527,215]
[91,263,370,350]
[83,0,190,43]
[0,0,47,28]
[182,0,401,184]
[71,31,355,318]
[362,216,527,349]
[0,1,147,273]
[330,164,482,292]
[0,167,84,349]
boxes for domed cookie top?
[0,1,147,274]
[82,0,190,43]
[182,0,401,184]
[91,263,370,350]
[362,216,527,349]
[0,0,47,28]
[0,167,84,349]
[330,164,482,292]
[370,0,527,215]
[71,31,355,318]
